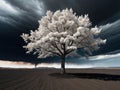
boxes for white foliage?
[21,8,106,58]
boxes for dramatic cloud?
[99,19,120,40]
[90,52,120,60]
[0,0,46,29]
[0,0,19,15]
[100,19,120,32]
[94,19,120,54]
[0,0,119,29]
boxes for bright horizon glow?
[0,60,34,68]
[0,60,93,69]
[0,53,120,69]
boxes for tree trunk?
[35,63,37,68]
[61,56,65,74]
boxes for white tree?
[21,8,106,74]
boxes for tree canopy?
[21,8,106,59]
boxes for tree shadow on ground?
[49,73,120,81]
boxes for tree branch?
[37,46,60,56]
[51,42,63,55]
[66,49,74,55]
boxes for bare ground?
[0,68,120,90]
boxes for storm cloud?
[0,0,119,30]
[0,0,45,30]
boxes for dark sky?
[0,0,120,63]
